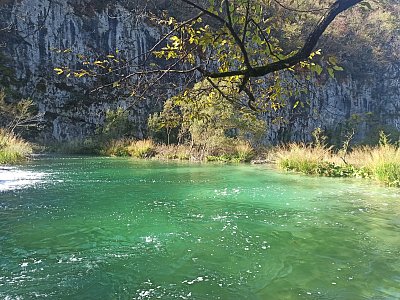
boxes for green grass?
[0,129,32,164]
[374,162,400,187]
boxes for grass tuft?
[0,129,32,164]
[347,144,400,187]
[277,143,334,175]
[100,139,132,157]
[235,141,254,162]
[276,141,400,187]
[127,139,156,158]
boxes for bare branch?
[134,66,201,75]
[242,0,252,44]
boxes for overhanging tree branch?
[186,0,363,79]
[51,0,366,111]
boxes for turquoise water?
[0,157,399,299]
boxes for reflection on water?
[0,157,399,299]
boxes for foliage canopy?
[53,0,371,111]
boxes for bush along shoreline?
[49,137,256,163]
[0,129,33,164]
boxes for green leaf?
[360,1,372,10]
[313,64,323,75]
[333,65,344,71]
[327,67,335,78]
[328,56,338,65]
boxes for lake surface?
[1,157,399,299]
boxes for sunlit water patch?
[0,157,399,299]
[0,167,49,192]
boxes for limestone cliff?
[267,65,400,144]
[1,0,161,141]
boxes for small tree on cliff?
[0,89,43,134]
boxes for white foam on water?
[0,168,48,192]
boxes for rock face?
[1,0,161,141]
[267,66,400,144]
[0,0,399,143]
